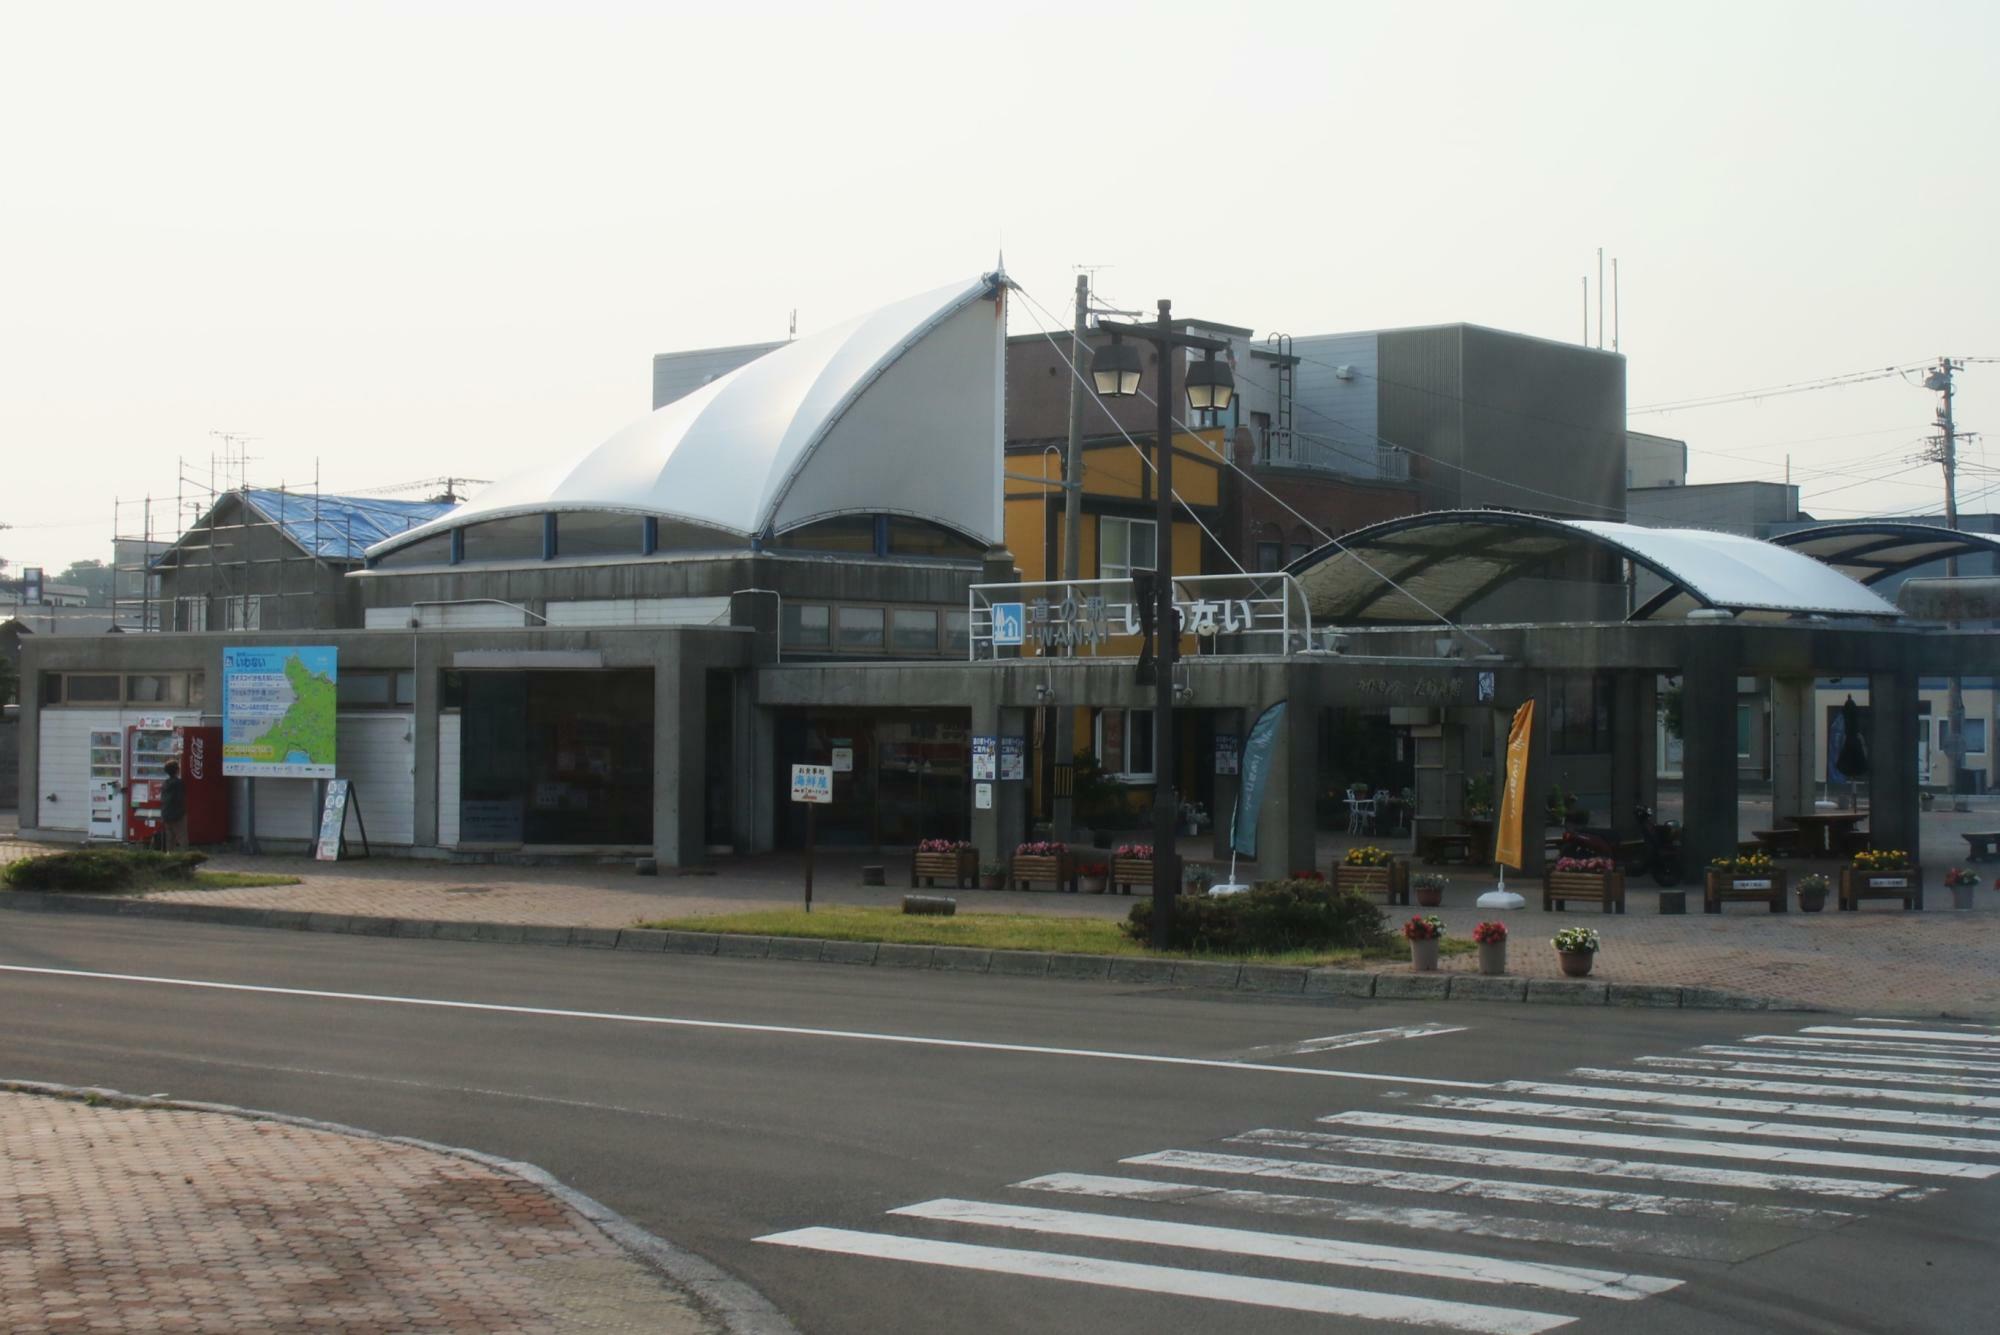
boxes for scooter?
[1629,804,1685,887]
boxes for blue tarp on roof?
[239,489,457,562]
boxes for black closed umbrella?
[1836,695,1870,780]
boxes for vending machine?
[123,723,227,846]
[87,730,125,840]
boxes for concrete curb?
[0,1077,799,1335]
[0,891,1823,1015]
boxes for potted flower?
[1411,871,1447,908]
[978,862,1007,891]
[1841,848,1922,911]
[1011,840,1073,892]
[1078,861,1109,894]
[1113,843,1154,896]
[1183,863,1215,894]
[1543,855,1624,913]
[1402,914,1445,972]
[1795,872,1830,913]
[1704,852,1785,914]
[1552,925,1600,978]
[1335,844,1409,905]
[912,838,978,889]
[1472,920,1508,976]
[1944,866,1979,912]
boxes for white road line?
[0,963,1489,1088]
[754,1228,1577,1334]
[1637,1056,2000,1092]
[1572,1067,2000,1112]
[1502,1079,2000,1130]
[1855,1017,2000,1031]
[889,1198,1682,1300]
[1237,1128,1922,1200]
[1681,1048,2000,1079]
[1417,1096,2000,1156]
[1318,1111,1997,1181]
[1805,1026,2000,1046]
[1124,1150,1857,1226]
[1233,1023,1467,1061]
[1740,1036,2000,1062]
[1013,1173,1768,1262]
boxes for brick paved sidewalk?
[0,1087,728,1334]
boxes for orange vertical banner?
[1493,699,1535,870]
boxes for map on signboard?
[222,646,338,777]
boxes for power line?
[1630,364,1924,415]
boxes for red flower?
[1472,920,1508,944]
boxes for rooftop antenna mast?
[788,310,797,342]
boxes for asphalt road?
[2,914,1994,1334]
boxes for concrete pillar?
[1769,676,1814,829]
[1868,671,1922,861]
[1610,672,1658,837]
[652,642,706,867]
[969,685,1003,861]
[1679,658,1740,879]
[412,634,441,848]
[1254,668,1319,879]
[995,706,1030,853]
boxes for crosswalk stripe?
[1855,1017,2000,1031]
[1740,1036,2000,1062]
[1126,1149,1857,1226]
[1238,1128,1923,1200]
[1804,1026,2000,1046]
[1504,1079,2000,1129]
[1318,1111,1998,1180]
[1632,1055,2000,1095]
[1572,1067,2000,1111]
[1419,1095,2000,1155]
[1680,1047,2000,1079]
[889,1198,1683,1300]
[754,1227,1578,1334]
[1013,1172,1761,1262]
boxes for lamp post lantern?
[1089,300,1232,947]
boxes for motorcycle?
[1629,804,1685,887]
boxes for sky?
[3,0,1997,573]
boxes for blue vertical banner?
[1231,701,1288,858]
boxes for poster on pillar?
[1230,702,1287,858]
[1493,699,1535,870]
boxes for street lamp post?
[1091,300,1232,948]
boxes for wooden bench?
[1421,834,1473,865]
[1750,828,1800,857]
[1963,832,2000,863]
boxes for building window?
[372,532,454,569]
[1943,718,1989,755]
[337,670,417,709]
[458,514,548,563]
[1254,541,1284,573]
[1551,673,1611,755]
[223,595,262,631]
[886,519,984,560]
[943,610,970,656]
[62,674,122,704]
[1290,543,1316,564]
[1100,516,1156,582]
[1736,705,1753,759]
[176,597,207,632]
[890,608,939,655]
[554,512,645,558]
[836,606,885,650]
[42,672,202,707]
[782,603,830,648]
[773,516,877,554]
[1094,708,1155,780]
[126,674,189,706]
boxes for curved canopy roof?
[1765,521,2000,585]
[1288,510,1903,625]
[370,274,1006,559]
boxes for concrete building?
[1626,431,1688,490]
[1627,479,1800,536]
[17,275,1991,888]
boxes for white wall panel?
[437,713,462,847]
[544,597,729,627]
[335,713,415,846]
[38,709,199,833]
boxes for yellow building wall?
[1002,429,1223,584]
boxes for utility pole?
[1052,274,1089,840]
[1925,357,1967,809]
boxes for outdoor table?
[1784,812,1866,856]
[1455,817,1495,865]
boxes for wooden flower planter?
[1010,853,1075,893]
[1704,869,1787,913]
[1543,869,1626,913]
[1333,860,1409,905]
[1839,866,1923,911]
[1110,857,1153,896]
[911,849,978,889]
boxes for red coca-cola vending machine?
[124,723,228,846]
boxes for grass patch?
[639,906,1477,966]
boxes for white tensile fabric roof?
[369,275,1006,557]
[1289,511,1904,624]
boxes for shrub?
[3,848,209,892]
[1123,878,1390,955]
